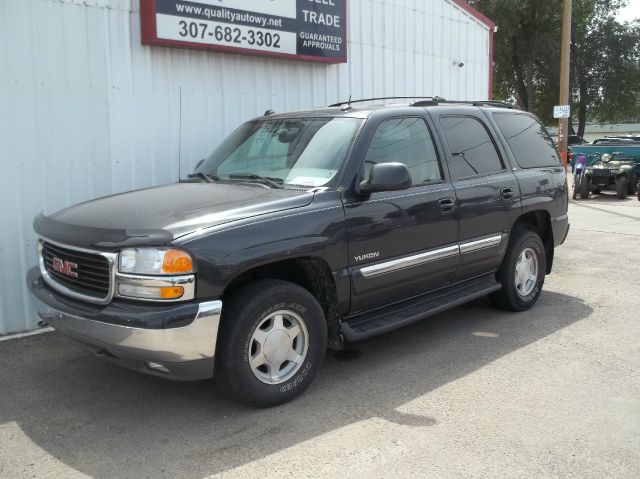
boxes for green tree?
[469,0,560,113]
[571,0,640,136]
[469,0,640,134]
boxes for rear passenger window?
[440,116,504,179]
[493,113,561,168]
[363,117,443,186]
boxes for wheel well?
[512,211,554,274]
[222,258,343,349]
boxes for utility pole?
[558,0,572,169]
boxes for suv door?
[342,115,459,313]
[432,110,521,281]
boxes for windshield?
[195,117,362,188]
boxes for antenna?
[341,93,353,111]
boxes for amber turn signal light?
[162,250,194,274]
[160,286,184,299]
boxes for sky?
[616,0,639,22]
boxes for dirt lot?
[1,195,639,479]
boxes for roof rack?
[432,100,519,109]
[329,97,518,110]
[329,96,444,107]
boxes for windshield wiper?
[186,172,219,183]
[228,173,284,189]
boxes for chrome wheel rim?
[514,247,538,297]
[249,310,309,384]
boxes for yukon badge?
[354,252,380,262]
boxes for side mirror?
[357,162,412,194]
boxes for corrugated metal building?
[0,0,494,334]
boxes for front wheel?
[215,279,327,407]
[490,230,546,311]
[616,176,628,199]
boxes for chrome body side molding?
[459,234,505,254]
[359,245,459,278]
[357,233,506,278]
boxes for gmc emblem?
[52,257,78,278]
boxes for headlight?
[116,248,195,301]
[119,248,194,275]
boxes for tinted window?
[363,117,442,186]
[440,116,504,179]
[200,117,362,187]
[493,113,561,168]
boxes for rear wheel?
[628,174,638,195]
[490,230,546,311]
[616,176,628,199]
[215,279,327,407]
[579,176,590,199]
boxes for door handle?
[437,198,456,214]
[501,187,514,199]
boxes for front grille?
[42,242,111,300]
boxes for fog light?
[118,283,184,300]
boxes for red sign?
[140,0,347,63]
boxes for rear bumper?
[27,267,222,381]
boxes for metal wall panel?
[0,0,491,334]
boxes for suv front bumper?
[27,267,222,381]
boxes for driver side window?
[363,117,443,186]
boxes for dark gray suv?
[28,98,569,407]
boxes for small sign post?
[553,105,571,119]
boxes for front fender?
[173,191,348,301]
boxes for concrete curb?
[0,327,53,342]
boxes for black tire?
[490,230,546,312]
[616,176,628,199]
[593,188,601,195]
[215,279,327,407]
[579,176,590,199]
[628,174,638,195]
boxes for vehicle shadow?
[0,291,592,478]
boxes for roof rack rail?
[329,97,519,110]
[413,99,518,109]
[478,100,518,108]
[329,96,444,107]
[411,98,445,106]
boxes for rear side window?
[493,113,561,168]
[440,116,504,180]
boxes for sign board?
[553,105,570,118]
[140,0,347,63]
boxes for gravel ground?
[1,195,639,479]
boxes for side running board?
[341,274,501,342]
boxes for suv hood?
[35,182,315,249]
